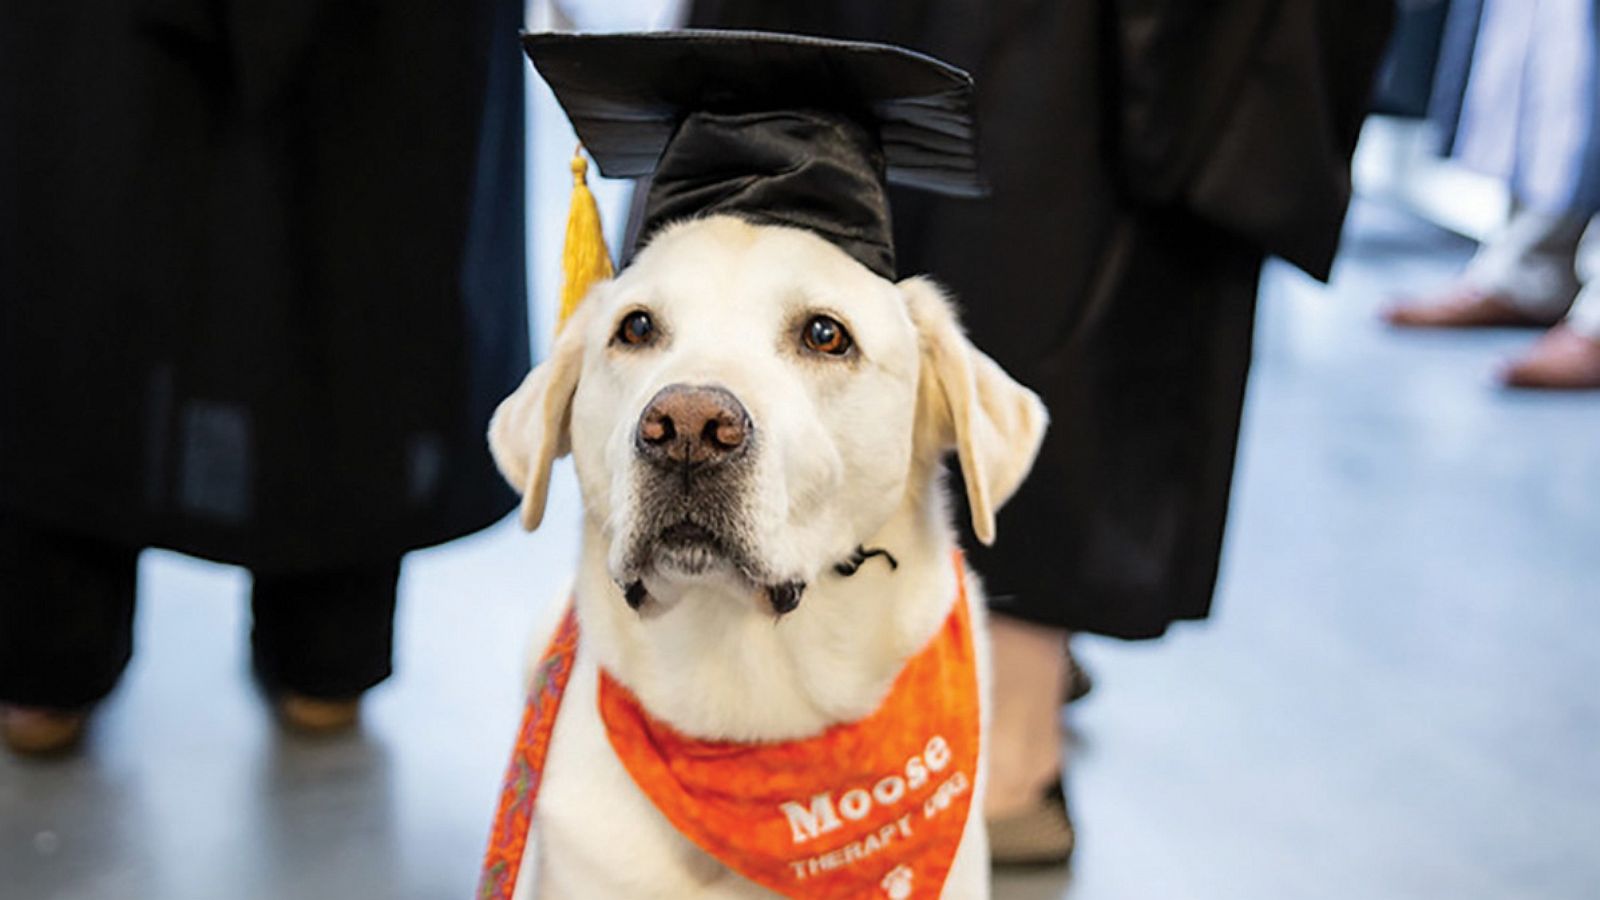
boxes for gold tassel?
[558,146,614,330]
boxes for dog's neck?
[574,471,962,743]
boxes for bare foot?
[1383,289,1558,329]
[1502,325,1600,389]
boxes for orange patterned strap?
[478,605,580,900]
[599,553,978,899]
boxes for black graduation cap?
[523,30,983,279]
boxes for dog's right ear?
[488,302,592,531]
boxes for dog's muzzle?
[623,385,810,615]
[623,383,761,580]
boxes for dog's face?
[491,216,1045,614]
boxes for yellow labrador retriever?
[489,214,1046,898]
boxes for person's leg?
[1386,207,1587,327]
[983,614,1076,864]
[985,615,1070,812]
[250,558,400,731]
[1397,0,1600,327]
[1564,286,1600,341]
[0,510,139,754]
[1463,209,1587,316]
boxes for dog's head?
[490,216,1045,613]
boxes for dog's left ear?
[488,301,592,531]
[902,276,1048,545]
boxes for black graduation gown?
[0,0,527,573]
[687,0,1393,638]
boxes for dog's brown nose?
[636,384,751,468]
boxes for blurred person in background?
[0,0,526,754]
[683,0,1393,865]
[1385,0,1600,389]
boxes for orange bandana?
[599,553,979,899]
[480,606,581,899]
[479,553,978,900]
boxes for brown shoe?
[1,705,89,757]
[1502,325,1600,389]
[987,775,1075,867]
[275,693,362,734]
[1383,289,1558,329]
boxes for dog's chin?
[647,521,739,576]
[622,522,746,588]
[617,522,805,615]
[650,543,732,579]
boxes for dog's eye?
[801,315,852,356]
[616,310,656,347]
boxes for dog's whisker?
[866,547,899,570]
[833,545,898,577]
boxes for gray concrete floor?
[4,200,1598,899]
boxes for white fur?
[490,216,1047,898]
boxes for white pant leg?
[1565,287,1600,339]
[1565,215,1600,339]
[1515,0,1600,214]
[1462,207,1587,318]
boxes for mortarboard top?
[523,30,983,279]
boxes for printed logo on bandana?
[881,864,915,899]
[779,735,972,884]
[780,736,951,843]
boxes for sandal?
[987,773,1075,867]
